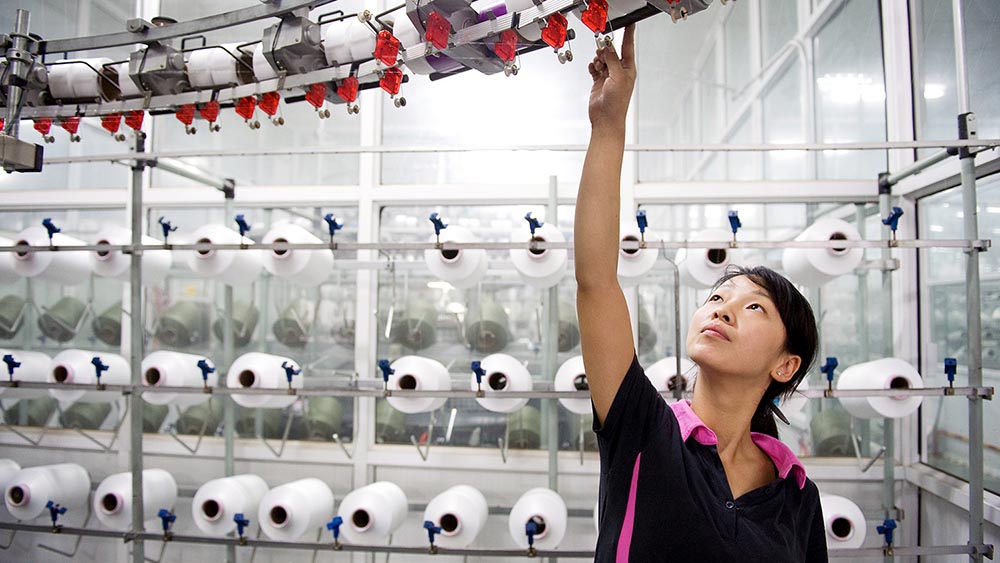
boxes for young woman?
[576,24,828,562]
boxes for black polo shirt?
[593,355,828,562]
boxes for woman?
[576,24,828,562]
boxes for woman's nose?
[712,309,732,323]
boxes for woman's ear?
[772,355,802,383]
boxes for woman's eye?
[708,294,722,302]
[748,303,763,311]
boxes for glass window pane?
[724,1,752,94]
[762,59,806,179]
[918,174,1000,494]
[762,0,798,63]
[726,112,758,180]
[812,0,887,179]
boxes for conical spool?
[236,407,286,439]
[375,400,407,443]
[38,296,88,342]
[304,397,342,441]
[143,403,169,433]
[464,301,509,354]
[155,300,209,347]
[507,405,541,449]
[0,295,27,339]
[273,300,314,348]
[3,396,56,426]
[60,401,112,429]
[212,300,259,348]
[391,300,438,351]
[175,399,223,435]
[558,302,580,353]
[636,305,657,356]
[91,301,123,346]
[810,408,853,456]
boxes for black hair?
[709,265,818,439]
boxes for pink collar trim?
[669,400,807,490]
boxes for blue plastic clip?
[429,213,448,237]
[234,214,251,237]
[42,218,61,244]
[197,359,215,384]
[423,520,442,548]
[525,520,538,548]
[524,212,544,236]
[46,501,67,526]
[635,209,648,233]
[323,213,344,240]
[91,356,109,384]
[158,217,178,241]
[377,359,395,384]
[881,207,903,233]
[3,354,20,378]
[281,361,301,385]
[326,515,343,543]
[876,518,896,547]
[233,513,250,538]
[157,508,176,534]
[944,357,957,386]
[820,357,838,391]
[728,211,742,236]
[471,361,486,389]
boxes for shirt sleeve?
[804,481,830,563]
[592,354,670,475]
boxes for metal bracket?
[330,433,354,459]
[0,529,16,549]
[410,411,436,461]
[36,504,92,558]
[166,401,214,454]
[57,398,128,452]
[260,402,298,458]
[850,418,886,473]
[0,401,48,445]
[143,539,170,563]
[498,416,511,464]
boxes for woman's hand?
[587,24,636,131]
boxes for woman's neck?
[690,369,766,460]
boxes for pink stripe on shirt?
[616,452,642,562]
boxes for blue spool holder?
[820,357,838,394]
[326,515,343,549]
[91,356,109,388]
[423,520,442,552]
[635,209,648,245]
[234,214,252,238]
[471,360,486,395]
[158,508,176,537]
[525,520,538,555]
[323,213,344,244]
[46,501,67,528]
[280,361,301,387]
[944,357,957,391]
[42,218,61,245]
[524,212,544,237]
[728,210,742,243]
[881,206,904,242]
[429,213,448,245]
[233,513,250,543]
[3,354,20,382]
[158,216,178,243]
[197,359,215,389]
[378,359,395,393]
[877,518,897,552]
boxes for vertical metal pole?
[128,133,146,563]
[952,1,984,559]
[878,189,895,563]
[545,176,559,494]
[3,10,30,138]
[855,205,871,455]
[222,198,236,563]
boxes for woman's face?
[686,275,791,381]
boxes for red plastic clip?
[60,116,81,135]
[374,30,401,66]
[33,118,53,136]
[124,110,144,130]
[0,119,4,131]
[493,29,519,63]
[200,100,220,122]
[176,104,195,126]
[235,97,256,121]
[258,92,281,116]
[337,76,359,103]
[580,0,609,34]
[425,11,451,50]
[305,83,326,109]
[379,66,403,96]
[542,13,569,49]
[100,113,122,134]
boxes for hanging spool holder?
[380,357,435,461]
[167,400,216,455]
[55,356,129,452]
[141,509,176,563]
[259,362,301,458]
[820,356,886,473]
[472,360,511,463]
[0,354,47,445]
[37,501,93,558]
